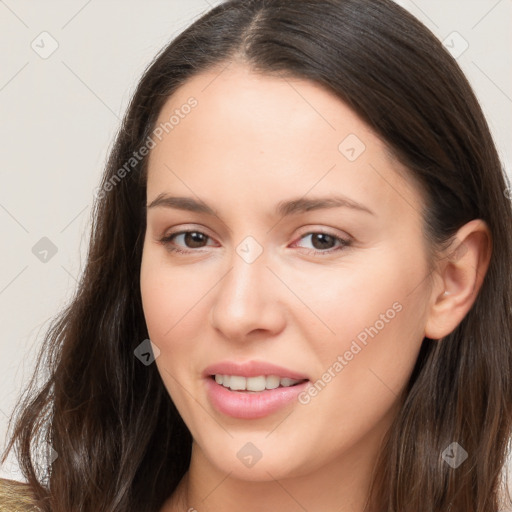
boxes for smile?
[213,374,306,392]
[203,361,310,419]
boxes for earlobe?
[424,219,492,340]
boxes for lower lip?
[205,377,309,419]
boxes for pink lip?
[205,377,309,419]
[203,360,310,420]
[203,360,309,380]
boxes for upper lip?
[203,360,309,380]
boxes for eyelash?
[158,229,352,256]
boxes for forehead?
[146,62,425,226]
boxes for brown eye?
[310,233,336,250]
[180,231,209,248]
[159,230,212,253]
[293,231,351,256]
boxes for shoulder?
[0,478,40,511]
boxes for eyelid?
[159,224,353,257]
[160,224,352,242]
[159,224,215,240]
[293,225,352,241]
[290,229,352,255]
[158,226,218,250]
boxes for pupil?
[185,232,206,248]
[313,233,333,250]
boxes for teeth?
[246,375,266,392]
[213,374,304,392]
[265,375,280,389]
[229,375,246,391]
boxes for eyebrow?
[146,193,375,217]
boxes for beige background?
[0,0,511,495]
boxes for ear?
[424,219,492,340]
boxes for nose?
[209,246,286,342]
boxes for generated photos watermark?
[298,301,403,405]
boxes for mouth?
[203,360,310,419]
[205,372,310,419]
[209,374,308,393]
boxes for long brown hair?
[2,0,511,510]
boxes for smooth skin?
[139,61,491,512]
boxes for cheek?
[304,257,427,426]
[140,251,213,412]
[140,257,202,414]
[290,256,415,352]
[140,249,206,343]
[295,303,424,462]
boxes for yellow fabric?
[0,478,39,511]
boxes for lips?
[214,374,306,392]
[203,360,309,381]
[203,360,310,419]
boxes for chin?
[196,436,313,482]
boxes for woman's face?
[140,62,434,482]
